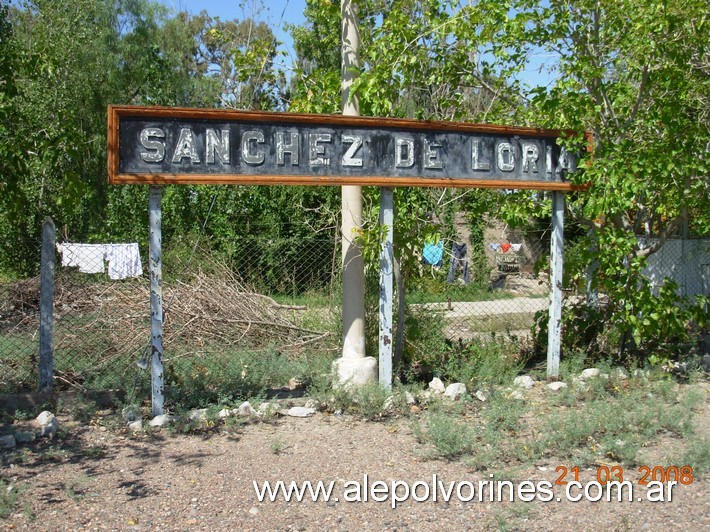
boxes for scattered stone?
[249,506,259,516]
[429,377,445,393]
[128,420,143,432]
[13,430,36,444]
[579,368,600,380]
[443,383,467,401]
[237,401,257,417]
[383,396,394,412]
[36,411,59,438]
[304,399,319,409]
[418,390,436,403]
[547,381,568,392]
[286,406,316,418]
[149,414,175,427]
[474,390,488,402]
[509,390,525,400]
[0,434,16,449]
[612,367,629,380]
[405,392,416,405]
[121,406,141,424]
[187,408,208,421]
[410,405,421,414]
[218,408,233,419]
[513,375,535,389]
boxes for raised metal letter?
[395,138,415,168]
[172,128,200,164]
[276,132,299,166]
[497,142,515,172]
[471,139,491,171]
[423,138,443,170]
[342,134,363,167]
[140,127,165,163]
[309,133,332,166]
[522,144,539,173]
[206,129,230,164]
[242,130,265,165]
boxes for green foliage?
[167,348,333,409]
[0,480,23,518]
[414,411,477,460]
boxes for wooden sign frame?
[108,105,589,190]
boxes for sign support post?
[379,187,394,389]
[149,186,165,416]
[39,217,55,392]
[547,191,565,379]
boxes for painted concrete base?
[333,356,378,387]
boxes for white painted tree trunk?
[334,0,377,385]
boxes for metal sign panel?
[108,106,587,189]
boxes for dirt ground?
[1,405,708,531]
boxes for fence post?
[547,191,564,379]
[379,187,394,389]
[149,186,164,416]
[39,217,55,392]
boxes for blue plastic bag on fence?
[422,240,444,267]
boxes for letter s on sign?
[140,128,166,163]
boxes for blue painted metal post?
[39,217,55,392]
[547,191,564,379]
[149,186,165,416]
[379,187,394,389]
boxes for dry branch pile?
[33,260,329,385]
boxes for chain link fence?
[1,219,707,397]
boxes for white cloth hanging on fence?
[56,243,106,273]
[105,243,143,280]
[57,242,143,279]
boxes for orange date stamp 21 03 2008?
[555,465,694,486]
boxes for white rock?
[612,367,629,380]
[405,392,416,405]
[474,390,488,402]
[0,435,16,449]
[128,420,143,432]
[187,408,208,421]
[304,399,319,409]
[383,396,394,411]
[121,406,140,424]
[418,390,436,404]
[579,368,600,380]
[513,375,535,389]
[429,377,445,393]
[547,381,568,391]
[443,383,467,401]
[35,411,59,438]
[286,406,316,418]
[218,408,233,419]
[149,414,175,427]
[508,390,525,400]
[14,431,36,443]
[237,401,257,417]
[249,506,259,516]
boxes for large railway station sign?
[108,104,587,414]
[108,105,585,190]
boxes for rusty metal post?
[39,217,55,392]
[149,186,164,416]
[379,187,394,389]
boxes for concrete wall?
[642,239,710,298]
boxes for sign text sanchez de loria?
[108,106,585,189]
